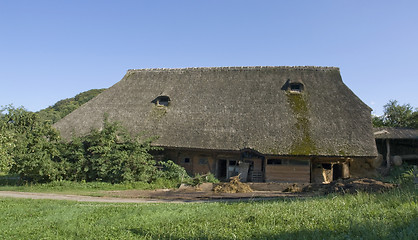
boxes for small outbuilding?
[54,66,378,183]
[374,127,418,167]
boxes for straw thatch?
[374,127,418,140]
[54,66,377,157]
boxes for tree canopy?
[373,100,418,129]
[38,88,106,123]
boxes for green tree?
[372,115,385,127]
[407,111,418,129]
[1,106,61,182]
[38,88,106,123]
[373,100,417,129]
[0,107,16,172]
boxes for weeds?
[384,163,415,186]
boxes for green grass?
[0,187,416,239]
[0,176,179,196]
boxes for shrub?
[1,106,61,182]
[158,160,190,183]
[1,107,197,186]
[186,173,220,186]
[60,117,160,183]
[385,163,415,186]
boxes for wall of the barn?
[310,158,351,183]
[349,157,380,178]
[265,158,310,183]
[163,149,219,176]
[160,149,378,184]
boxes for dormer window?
[152,96,170,106]
[289,83,304,93]
[281,79,305,93]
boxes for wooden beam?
[386,139,391,169]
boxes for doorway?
[332,164,343,181]
[217,159,227,180]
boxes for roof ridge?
[127,66,340,73]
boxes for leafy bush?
[385,163,415,186]
[1,106,195,187]
[1,106,61,182]
[158,160,190,183]
[59,117,161,183]
[186,173,220,186]
[0,118,16,172]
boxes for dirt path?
[0,190,306,203]
[0,191,189,203]
[0,178,396,203]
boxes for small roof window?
[289,83,303,93]
[152,95,171,106]
[281,79,305,93]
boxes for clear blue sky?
[1,0,417,116]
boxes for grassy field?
[0,187,416,239]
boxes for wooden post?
[215,159,219,179]
[341,162,350,179]
[226,160,230,179]
[386,139,391,169]
[310,158,313,183]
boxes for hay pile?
[213,175,253,193]
[283,183,302,193]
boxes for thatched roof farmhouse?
[55,66,378,183]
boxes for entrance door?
[217,159,240,181]
[217,159,227,180]
[332,164,342,180]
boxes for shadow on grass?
[128,217,418,239]
[0,175,21,186]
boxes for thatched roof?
[54,66,377,157]
[374,127,418,140]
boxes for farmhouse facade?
[54,66,378,183]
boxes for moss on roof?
[286,92,317,155]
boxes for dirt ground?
[101,188,310,201]
[302,178,397,194]
[0,178,397,203]
[99,178,397,201]
[99,189,311,201]
[0,189,310,203]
